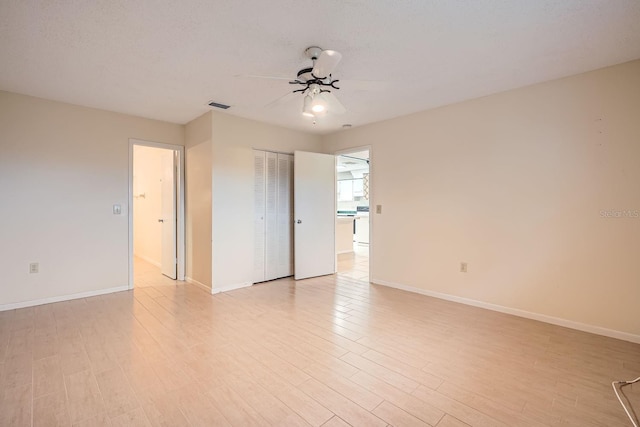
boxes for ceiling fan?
[289,46,346,118]
[245,46,348,119]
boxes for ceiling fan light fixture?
[302,95,314,117]
[311,93,328,114]
[289,49,345,121]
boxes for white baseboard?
[212,281,253,295]
[185,276,211,293]
[0,285,130,312]
[134,254,161,268]
[372,278,640,345]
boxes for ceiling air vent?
[208,101,230,109]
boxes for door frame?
[334,145,372,280]
[128,139,186,288]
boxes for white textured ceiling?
[338,150,369,173]
[1,1,639,134]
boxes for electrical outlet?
[29,262,39,274]
[460,262,468,273]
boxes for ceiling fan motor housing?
[304,46,323,61]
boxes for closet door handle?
[296,219,302,224]
[158,219,164,223]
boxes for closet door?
[277,154,294,278]
[253,150,266,283]
[265,152,279,281]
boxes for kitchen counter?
[355,214,369,244]
[336,216,355,254]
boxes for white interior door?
[294,151,336,280]
[160,150,177,279]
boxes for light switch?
[376,205,382,214]
[113,204,122,215]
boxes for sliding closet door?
[265,152,279,281]
[277,154,294,278]
[253,151,266,283]
[254,149,295,283]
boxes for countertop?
[337,215,359,223]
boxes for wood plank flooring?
[0,261,638,426]
[337,244,369,282]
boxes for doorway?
[335,148,371,282]
[128,139,185,289]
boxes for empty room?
[1,1,639,426]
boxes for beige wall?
[0,92,318,304]
[185,112,213,289]
[3,59,638,341]
[0,91,183,307]
[211,112,322,292]
[322,60,640,339]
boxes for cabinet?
[355,214,369,244]
[337,180,353,201]
[254,150,294,283]
[337,178,364,201]
[352,179,364,197]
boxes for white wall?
[322,60,640,339]
[185,112,213,289]
[0,91,183,308]
[133,145,171,266]
[211,112,322,292]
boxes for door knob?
[158,219,164,223]
[296,219,302,224]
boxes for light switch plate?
[113,204,122,215]
[376,205,382,214]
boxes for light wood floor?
[337,244,369,282]
[133,257,179,288]
[1,262,638,426]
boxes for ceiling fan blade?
[235,74,293,81]
[264,91,297,108]
[312,50,342,79]
[320,92,346,114]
